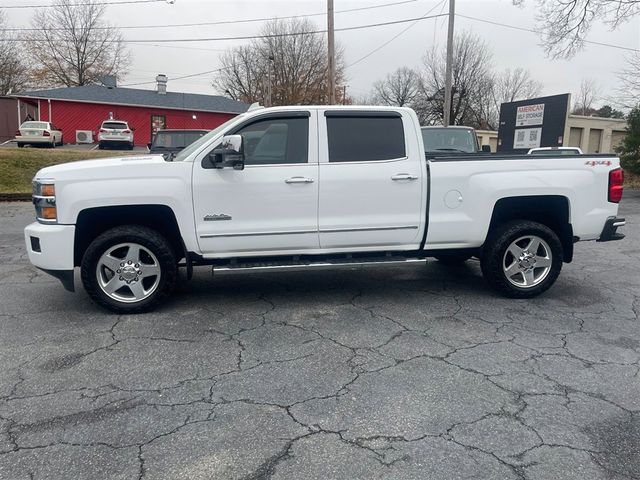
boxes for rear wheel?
[81,225,178,313]
[481,220,562,298]
[17,142,24,148]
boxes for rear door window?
[103,122,128,130]
[326,113,406,162]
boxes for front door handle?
[391,173,419,181]
[285,176,315,184]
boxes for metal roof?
[15,85,248,114]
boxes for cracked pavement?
[0,192,638,479]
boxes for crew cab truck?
[25,106,626,313]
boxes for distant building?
[0,96,38,143]
[476,129,498,152]
[11,76,247,146]
[565,114,627,154]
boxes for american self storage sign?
[515,104,545,127]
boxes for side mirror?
[481,145,491,152]
[209,134,244,170]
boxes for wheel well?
[487,195,574,263]
[74,205,183,266]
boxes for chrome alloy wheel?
[502,235,552,288]
[96,242,161,303]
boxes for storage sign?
[513,127,542,149]
[516,104,545,127]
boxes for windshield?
[152,131,208,149]
[421,128,477,153]
[173,115,244,162]
[21,122,48,129]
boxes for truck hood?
[35,154,167,180]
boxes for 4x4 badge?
[204,214,232,221]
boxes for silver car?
[15,121,63,148]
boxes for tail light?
[123,129,131,134]
[15,130,21,136]
[608,168,624,203]
[99,129,108,134]
[42,130,51,136]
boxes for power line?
[0,0,166,8]
[120,67,228,86]
[5,13,450,43]
[0,0,417,31]
[348,0,447,68]
[456,13,640,53]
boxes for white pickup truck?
[25,106,626,313]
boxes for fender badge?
[585,160,612,166]
[204,214,232,221]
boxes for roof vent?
[100,75,117,88]
[156,74,168,95]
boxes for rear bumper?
[597,216,625,242]
[16,136,53,144]
[24,222,76,291]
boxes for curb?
[0,193,31,202]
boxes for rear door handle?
[391,173,419,181]
[285,176,314,184]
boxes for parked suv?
[15,121,63,148]
[98,120,134,150]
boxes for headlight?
[32,180,57,223]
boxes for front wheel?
[81,225,178,313]
[481,220,563,298]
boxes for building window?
[151,115,166,138]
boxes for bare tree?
[372,67,421,107]
[214,18,346,106]
[573,78,600,115]
[494,67,543,104]
[513,0,640,57]
[0,10,31,94]
[616,52,640,108]
[417,31,495,128]
[28,0,130,87]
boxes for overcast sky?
[5,0,640,105]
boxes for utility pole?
[267,54,274,107]
[443,0,455,126]
[327,0,336,104]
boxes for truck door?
[318,110,424,249]
[192,111,319,255]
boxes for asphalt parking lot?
[0,194,638,480]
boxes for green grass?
[0,148,137,194]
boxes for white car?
[15,121,63,148]
[98,120,134,150]
[24,106,625,313]
[528,147,583,155]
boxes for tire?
[49,139,55,148]
[81,225,178,313]
[433,254,472,265]
[98,143,104,150]
[128,143,134,150]
[480,220,563,298]
[17,142,24,148]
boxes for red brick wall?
[36,99,237,145]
